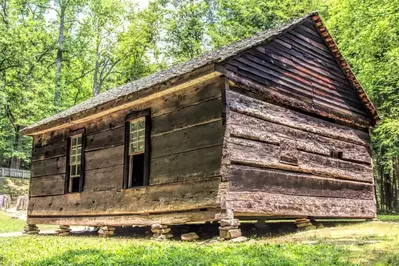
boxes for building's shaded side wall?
[28,76,225,224]
[223,87,375,218]
[220,18,373,128]
[220,18,376,218]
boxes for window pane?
[138,120,145,129]
[138,141,144,151]
[77,137,82,145]
[129,118,146,154]
[77,164,81,176]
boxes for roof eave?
[22,64,220,136]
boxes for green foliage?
[0,177,29,196]
[323,0,399,212]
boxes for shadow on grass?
[30,242,353,266]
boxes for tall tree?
[52,0,86,107]
[324,0,399,212]
[84,0,124,96]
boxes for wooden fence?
[0,167,30,179]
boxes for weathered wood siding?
[217,18,376,218]
[219,18,372,128]
[223,86,376,218]
[29,77,225,218]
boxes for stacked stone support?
[151,224,173,240]
[98,226,115,237]
[295,218,316,231]
[56,225,71,236]
[23,224,40,235]
[219,218,241,239]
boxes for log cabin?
[22,12,379,238]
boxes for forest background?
[0,0,397,213]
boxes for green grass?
[377,214,399,222]
[0,211,26,233]
[1,216,399,265]
[0,236,352,266]
[0,211,57,233]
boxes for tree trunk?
[92,52,99,96]
[394,158,399,212]
[54,5,66,107]
[380,164,385,212]
[5,105,21,169]
[385,172,393,212]
[9,125,21,169]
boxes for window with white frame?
[125,116,147,188]
[68,134,82,193]
[124,113,150,188]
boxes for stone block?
[181,232,199,242]
[229,236,248,243]
[151,224,168,229]
[220,219,240,227]
[154,233,173,240]
[151,228,171,234]
[228,229,242,239]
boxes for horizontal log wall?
[29,77,225,219]
[220,18,372,127]
[28,209,221,226]
[28,177,221,216]
[224,86,376,218]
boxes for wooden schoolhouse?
[22,12,378,239]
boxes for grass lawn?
[377,214,399,222]
[0,221,398,265]
[0,211,26,233]
[0,211,57,233]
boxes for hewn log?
[152,98,223,135]
[30,175,65,197]
[151,77,223,118]
[85,145,124,171]
[228,137,373,182]
[31,156,66,177]
[228,165,374,199]
[84,165,124,192]
[72,76,224,137]
[85,126,124,151]
[27,208,221,226]
[226,89,370,145]
[227,192,376,218]
[150,145,222,184]
[32,140,67,161]
[28,177,221,216]
[229,111,371,163]
[151,120,224,159]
